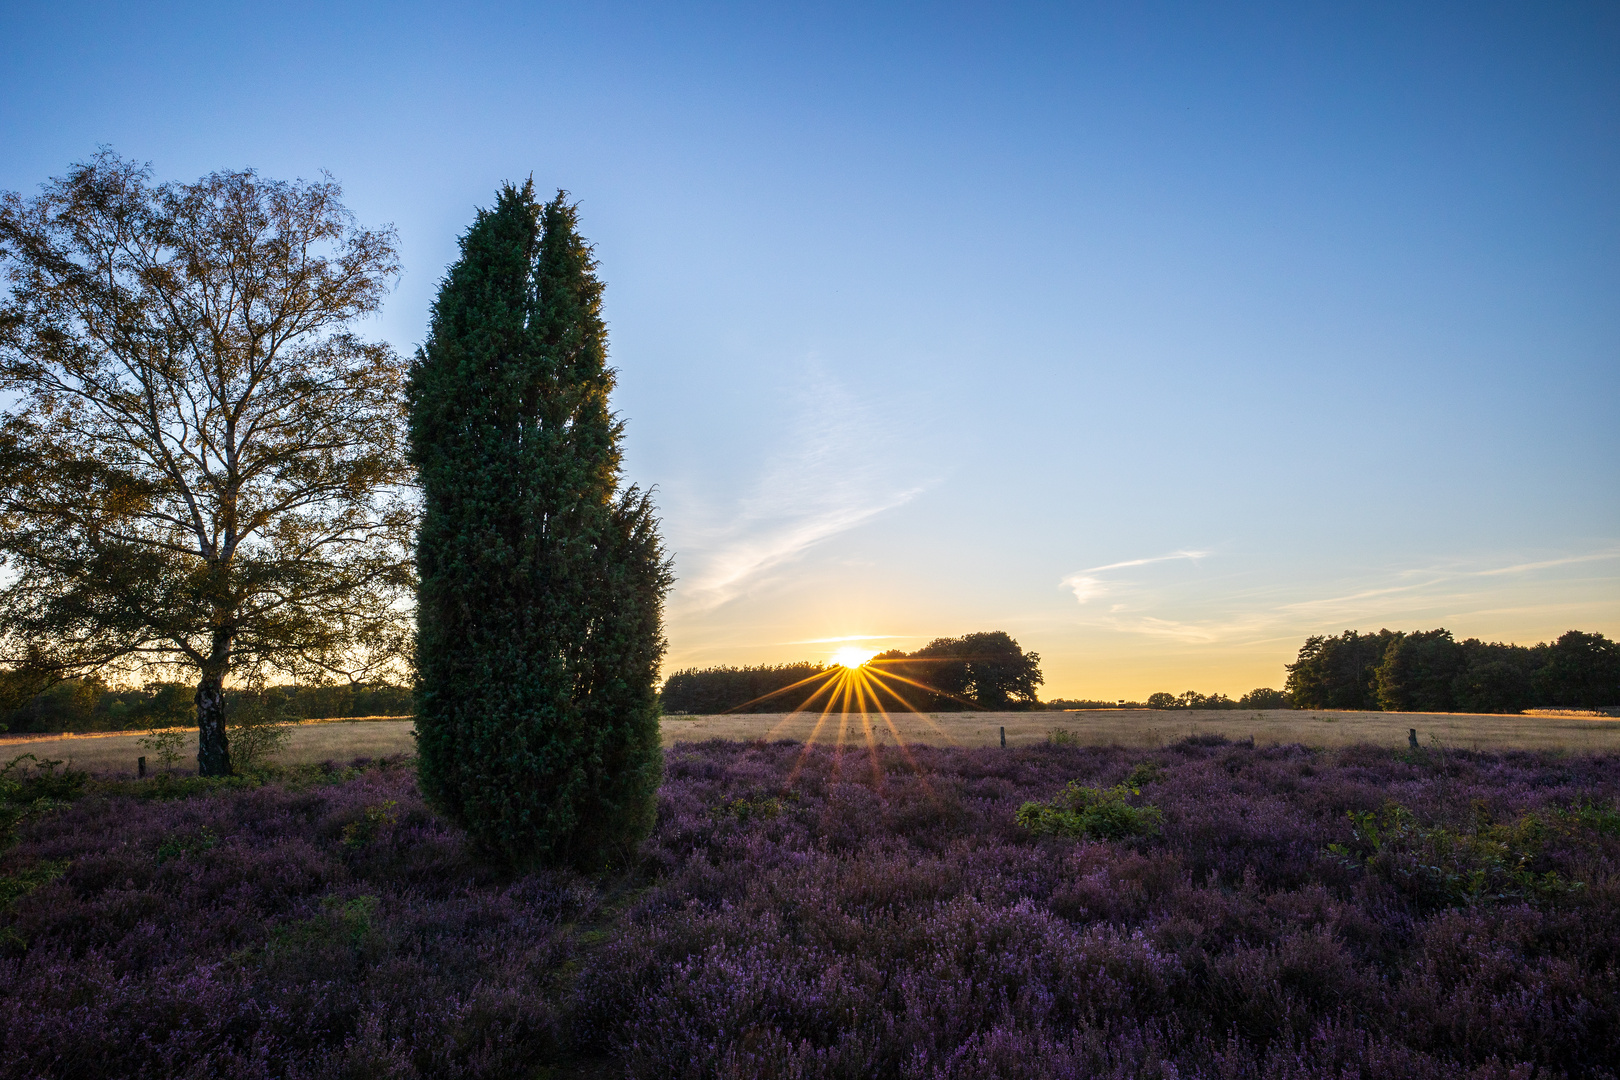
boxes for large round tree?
[409,183,670,870]
[0,151,412,775]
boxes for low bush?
[1015,780,1163,839]
[1329,797,1616,909]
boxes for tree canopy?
[897,631,1044,710]
[0,151,412,773]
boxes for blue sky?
[3,1,1616,697]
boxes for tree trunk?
[196,674,232,776]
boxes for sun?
[829,645,877,669]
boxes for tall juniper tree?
[410,183,670,869]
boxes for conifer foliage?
[409,183,670,869]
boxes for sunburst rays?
[725,656,982,789]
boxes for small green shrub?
[156,825,218,863]
[322,894,378,943]
[1046,728,1081,747]
[711,795,783,824]
[1,755,84,856]
[342,800,399,847]
[0,754,87,804]
[139,773,257,800]
[1550,800,1620,837]
[0,858,68,950]
[1326,798,1613,909]
[1124,762,1165,789]
[227,690,293,770]
[138,724,187,774]
[0,755,80,951]
[1016,782,1162,840]
[256,894,383,980]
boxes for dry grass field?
[664,707,1620,753]
[0,718,420,776]
[5,707,1619,775]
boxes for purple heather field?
[2,736,1619,1079]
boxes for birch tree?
[0,150,411,774]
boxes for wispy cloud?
[1062,575,1107,603]
[1067,544,1620,648]
[1096,611,1294,646]
[1279,547,1620,623]
[672,367,932,612]
[680,491,923,610]
[1468,549,1620,577]
[1060,549,1209,604]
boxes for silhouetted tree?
[1535,631,1620,709]
[1451,658,1530,714]
[661,662,828,714]
[1285,630,1398,709]
[900,631,1043,710]
[1288,627,1616,713]
[1375,629,1464,712]
[1239,688,1290,709]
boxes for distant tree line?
[1142,688,1291,711]
[660,662,829,715]
[1285,629,1619,713]
[661,631,1044,714]
[0,679,413,734]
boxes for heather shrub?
[574,738,1620,1079]
[0,761,580,1077]
[3,737,1620,1078]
